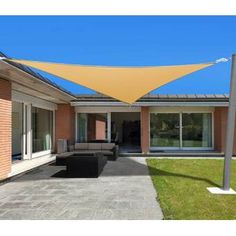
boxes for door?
[150,113,180,149]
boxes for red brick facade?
[214,107,236,155]
[54,106,236,155]
[55,104,75,150]
[1,76,236,181]
[141,106,150,154]
[0,79,12,179]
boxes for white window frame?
[12,90,56,160]
[22,103,32,160]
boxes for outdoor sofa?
[73,142,119,161]
[56,142,119,166]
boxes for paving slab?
[0,157,163,220]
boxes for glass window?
[182,113,212,148]
[32,107,53,153]
[77,113,87,142]
[150,113,180,147]
[77,113,107,142]
[150,112,213,149]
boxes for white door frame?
[12,91,57,160]
[22,103,32,160]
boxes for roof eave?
[70,101,229,107]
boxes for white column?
[179,112,183,149]
[23,103,32,160]
[107,112,111,142]
[27,104,32,159]
[75,112,78,142]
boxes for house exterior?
[0,52,233,180]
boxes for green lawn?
[147,159,236,220]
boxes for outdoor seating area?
[55,142,118,177]
[56,152,107,177]
[66,152,107,178]
[73,143,119,160]
[56,142,118,165]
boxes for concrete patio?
[0,157,163,220]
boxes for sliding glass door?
[182,113,212,148]
[32,107,53,154]
[150,113,180,148]
[150,112,213,150]
[77,113,108,142]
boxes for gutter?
[70,101,229,107]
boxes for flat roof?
[75,93,229,100]
[71,93,229,107]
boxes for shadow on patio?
[149,167,221,188]
[12,157,220,188]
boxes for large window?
[150,113,180,147]
[32,107,53,153]
[77,113,107,142]
[182,113,212,148]
[150,112,213,149]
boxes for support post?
[223,54,236,190]
[107,112,111,143]
[207,55,236,194]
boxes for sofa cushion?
[74,150,112,156]
[101,150,113,156]
[101,143,115,150]
[75,143,88,150]
[57,152,74,157]
[74,150,99,154]
[88,143,102,150]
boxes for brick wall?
[141,107,149,153]
[0,78,12,179]
[214,107,236,155]
[54,104,236,155]
[55,104,75,151]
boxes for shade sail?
[6,59,213,104]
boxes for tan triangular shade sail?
[6,59,213,104]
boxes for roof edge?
[0,51,77,100]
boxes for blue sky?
[0,16,235,95]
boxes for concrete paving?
[0,157,163,220]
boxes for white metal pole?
[223,54,236,190]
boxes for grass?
[147,159,236,220]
